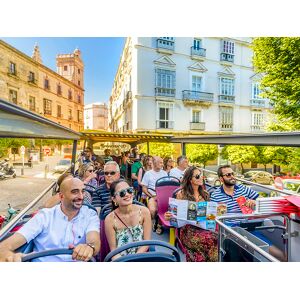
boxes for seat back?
[99,200,145,262]
[155,176,181,215]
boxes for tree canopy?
[186,144,218,168]
[252,37,300,129]
[139,142,175,158]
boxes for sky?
[1,37,125,105]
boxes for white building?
[84,103,108,130]
[109,37,271,135]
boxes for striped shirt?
[91,183,111,210]
[210,184,259,214]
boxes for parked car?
[282,179,300,194]
[53,159,71,173]
[243,171,274,185]
[204,170,243,187]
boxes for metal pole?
[71,140,78,175]
[146,142,149,155]
[21,153,24,175]
[181,143,186,156]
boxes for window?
[29,96,35,111]
[156,102,174,129]
[252,112,264,126]
[193,39,202,50]
[68,89,73,100]
[192,76,202,92]
[78,69,80,74]
[9,89,17,104]
[77,93,81,103]
[157,37,175,50]
[155,68,176,97]
[9,62,16,75]
[57,84,62,95]
[44,78,50,90]
[64,65,68,71]
[192,110,201,123]
[219,107,233,130]
[222,40,235,54]
[68,109,72,120]
[78,110,83,122]
[28,72,35,83]
[43,99,52,115]
[252,82,262,99]
[219,77,235,96]
[78,80,80,86]
[57,105,62,118]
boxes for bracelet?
[87,243,95,255]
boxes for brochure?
[168,198,227,231]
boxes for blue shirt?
[18,205,100,262]
[91,183,111,210]
[210,184,259,214]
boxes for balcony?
[7,67,17,77]
[68,116,73,121]
[250,99,265,107]
[218,95,235,104]
[220,123,233,131]
[191,46,206,59]
[190,122,205,131]
[156,38,174,54]
[44,110,52,115]
[156,120,174,129]
[155,87,175,97]
[28,76,37,85]
[220,53,234,63]
[182,90,213,106]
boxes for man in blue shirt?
[0,178,100,262]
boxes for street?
[0,155,62,216]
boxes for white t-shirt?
[169,167,185,181]
[141,169,168,196]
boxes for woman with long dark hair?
[165,166,218,262]
[105,179,152,260]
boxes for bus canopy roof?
[0,98,82,140]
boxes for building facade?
[84,103,108,130]
[109,37,272,135]
[0,40,84,131]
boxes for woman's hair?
[110,179,131,210]
[163,157,173,170]
[94,155,105,165]
[180,166,209,201]
[142,155,153,169]
[55,172,73,193]
[78,162,94,178]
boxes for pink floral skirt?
[179,224,218,262]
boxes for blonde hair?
[78,162,94,178]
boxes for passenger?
[94,155,105,182]
[165,166,218,262]
[81,147,96,164]
[78,162,98,199]
[103,149,113,164]
[120,151,131,177]
[0,178,100,262]
[105,179,151,260]
[169,155,189,181]
[211,165,286,261]
[131,153,146,191]
[141,156,168,234]
[163,157,175,175]
[91,161,120,213]
[137,155,153,202]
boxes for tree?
[0,138,30,158]
[186,144,218,168]
[252,37,300,129]
[221,145,258,173]
[139,142,175,158]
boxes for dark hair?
[163,157,173,170]
[94,155,105,165]
[142,155,153,169]
[55,172,73,193]
[217,165,232,177]
[177,155,187,165]
[180,166,209,201]
[110,179,131,210]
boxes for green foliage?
[221,145,258,172]
[253,37,300,129]
[139,142,175,157]
[0,138,30,157]
[186,144,218,167]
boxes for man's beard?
[223,178,236,186]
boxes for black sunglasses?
[222,172,235,177]
[104,171,117,176]
[115,187,134,198]
[193,173,203,179]
[87,169,94,173]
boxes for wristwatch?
[87,243,95,255]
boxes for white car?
[53,159,71,173]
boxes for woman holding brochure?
[165,166,218,262]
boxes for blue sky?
[1,37,125,105]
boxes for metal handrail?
[202,168,296,196]
[216,212,287,262]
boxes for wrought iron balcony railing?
[218,95,235,103]
[190,122,205,131]
[220,52,234,62]
[182,90,213,102]
[191,46,206,57]
[250,99,265,107]
[155,87,175,97]
[156,38,175,51]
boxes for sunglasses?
[104,171,117,176]
[193,173,203,179]
[222,172,235,177]
[115,187,134,198]
[87,169,94,173]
